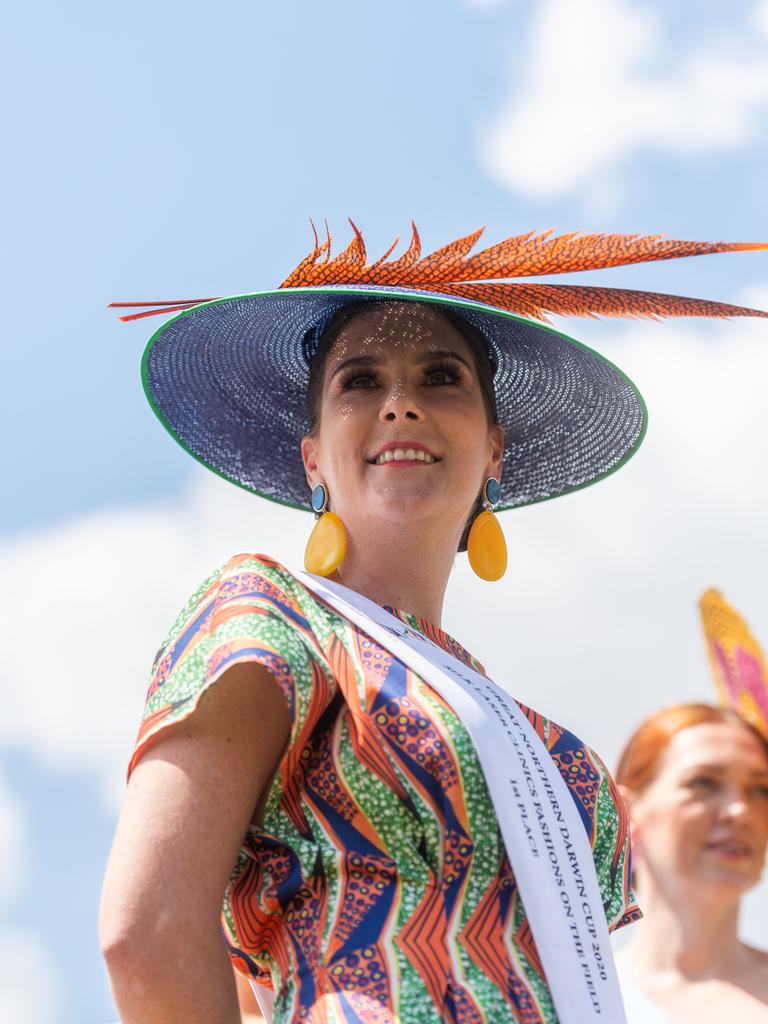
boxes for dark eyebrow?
[415,348,473,371]
[330,355,381,380]
[330,348,473,381]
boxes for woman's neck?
[626,876,747,980]
[331,514,458,626]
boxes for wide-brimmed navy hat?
[114,222,767,512]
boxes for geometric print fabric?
[130,554,640,1024]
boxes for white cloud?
[0,485,308,810]
[756,0,768,38]
[456,309,768,737]
[0,771,24,907]
[448,306,768,945]
[480,0,768,201]
[1,305,768,939]
[0,772,63,1023]
[0,930,62,1024]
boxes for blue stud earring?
[484,477,502,508]
[311,483,327,514]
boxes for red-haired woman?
[615,705,768,1023]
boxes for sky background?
[2,0,768,1019]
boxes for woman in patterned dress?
[98,225,767,1023]
[614,705,768,1023]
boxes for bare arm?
[99,663,290,1024]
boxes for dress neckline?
[384,606,486,676]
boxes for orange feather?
[425,282,768,323]
[280,222,768,287]
[110,221,768,322]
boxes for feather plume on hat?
[108,221,768,511]
[700,589,768,738]
[110,220,768,322]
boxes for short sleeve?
[583,746,641,932]
[127,553,336,779]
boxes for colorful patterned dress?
[130,553,639,1024]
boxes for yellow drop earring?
[304,483,348,576]
[467,477,507,581]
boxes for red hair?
[616,703,768,792]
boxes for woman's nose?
[720,789,751,822]
[378,383,425,423]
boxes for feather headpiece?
[700,589,768,737]
[110,220,768,322]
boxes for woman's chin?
[369,481,449,513]
[689,861,763,893]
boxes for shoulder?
[212,552,328,618]
[513,699,625,834]
[147,553,342,698]
[515,701,639,926]
[201,551,307,609]
[514,700,610,784]
[131,553,336,778]
[156,553,324,658]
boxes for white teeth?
[374,449,435,464]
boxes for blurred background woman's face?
[629,721,768,896]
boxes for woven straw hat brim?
[141,285,647,512]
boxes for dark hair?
[305,300,498,433]
[304,300,500,552]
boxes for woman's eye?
[749,784,768,800]
[340,373,377,390]
[424,363,460,385]
[688,776,717,792]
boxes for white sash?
[290,569,628,1024]
[249,981,276,1021]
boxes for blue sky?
[4,0,766,537]
[2,1,768,1020]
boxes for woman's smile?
[704,837,755,860]
[369,440,441,466]
[302,301,503,539]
